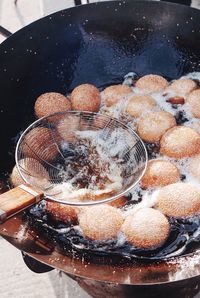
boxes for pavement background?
[0,0,200,297]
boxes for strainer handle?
[0,185,43,223]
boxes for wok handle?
[0,185,43,223]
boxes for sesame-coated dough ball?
[169,79,197,96]
[22,127,58,161]
[157,183,200,218]
[57,114,80,142]
[79,205,123,241]
[186,89,200,118]
[160,126,200,158]
[135,75,169,94]
[34,92,71,119]
[45,201,79,222]
[141,160,180,189]
[10,158,49,188]
[186,119,200,134]
[71,84,101,112]
[10,165,24,187]
[122,208,170,249]
[103,84,132,107]
[137,111,176,143]
[187,154,200,181]
[126,95,156,118]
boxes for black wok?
[0,1,200,297]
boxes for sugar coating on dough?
[157,182,200,218]
[160,126,200,158]
[186,89,200,118]
[121,207,170,249]
[137,111,176,143]
[102,84,132,107]
[126,94,156,118]
[135,74,169,94]
[141,159,180,189]
[169,79,197,96]
[79,205,123,240]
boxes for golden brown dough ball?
[34,92,71,119]
[169,79,197,96]
[126,95,156,118]
[160,126,200,158]
[137,111,176,143]
[141,159,180,189]
[135,75,169,94]
[10,158,49,189]
[103,84,132,107]
[187,154,200,181]
[45,201,79,222]
[121,208,170,249]
[186,119,200,134]
[71,84,101,112]
[186,89,200,118]
[157,182,200,218]
[22,127,58,161]
[10,165,24,187]
[79,205,123,241]
[57,114,80,142]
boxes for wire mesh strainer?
[0,111,147,222]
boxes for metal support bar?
[0,26,12,38]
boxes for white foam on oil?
[49,126,143,202]
[181,72,200,82]
[124,189,160,217]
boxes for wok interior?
[0,0,200,285]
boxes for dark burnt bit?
[144,141,160,158]
[175,111,189,125]
[125,190,142,206]
[124,192,132,200]
[172,104,178,109]
[193,79,200,87]
[180,174,186,181]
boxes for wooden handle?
[0,185,43,223]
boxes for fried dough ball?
[45,201,79,222]
[22,127,58,161]
[160,126,200,158]
[126,95,156,118]
[57,114,80,142]
[122,208,170,249]
[34,92,71,119]
[137,111,176,143]
[187,154,200,181]
[79,205,123,241]
[10,165,24,186]
[169,79,197,96]
[10,158,49,188]
[186,119,200,134]
[71,84,101,112]
[135,74,169,94]
[157,183,200,218]
[102,84,132,107]
[141,160,180,189]
[186,89,200,118]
